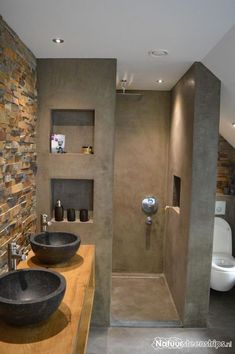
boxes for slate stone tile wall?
[217,135,235,194]
[0,16,37,273]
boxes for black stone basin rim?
[0,268,66,305]
[30,233,80,248]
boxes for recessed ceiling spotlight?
[52,38,64,44]
[232,122,235,127]
[156,79,164,84]
[148,49,168,57]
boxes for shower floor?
[111,273,181,327]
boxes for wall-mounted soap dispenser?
[55,199,64,221]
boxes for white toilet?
[211,217,235,291]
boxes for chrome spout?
[41,213,52,232]
[8,242,27,272]
[145,216,152,225]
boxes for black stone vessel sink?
[30,232,81,264]
[0,269,66,326]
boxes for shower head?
[116,90,143,98]
[116,79,143,99]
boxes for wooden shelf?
[0,245,95,354]
[49,153,94,157]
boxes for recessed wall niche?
[173,175,181,207]
[51,179,94,222]
[51,109,95,154]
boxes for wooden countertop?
[0,245,95,354]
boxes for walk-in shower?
[111,90,180,326]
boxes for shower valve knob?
[142,196,159,215]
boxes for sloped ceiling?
[203,25,235,147]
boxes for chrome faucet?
[145,216,152,225]
[8,242,27,271]
[41,213,52,232]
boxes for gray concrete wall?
[36,59,116,326]
[165,62,221,327]
[113,91,171,273]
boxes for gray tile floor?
[87,281,235,354]
[208,287,235,329]
[87,327,234,354]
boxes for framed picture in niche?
[51,134,65,153]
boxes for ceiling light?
[148,49,168,57]
[232,123,235,127]
[156,79,164,84]
[52,38,64,44]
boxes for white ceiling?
[2,0,235,146]
[1,0,235,90]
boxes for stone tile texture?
[217,135,235,194]
[0,16,37,272]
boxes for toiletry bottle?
[55,200,64,221]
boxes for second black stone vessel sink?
[0,268,66,326]
[30,232,81,264]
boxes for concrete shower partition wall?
[113,91,171,273]
[36,59,116,326]
[165,62,221,327]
